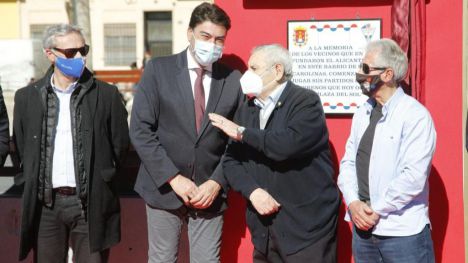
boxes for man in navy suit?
[130,3,242,262]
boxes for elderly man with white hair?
[210,44,340,263]
[337,38,436,263]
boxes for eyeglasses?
[53,44,90,58]
[360,63,387,74]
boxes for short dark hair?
[189,3,231,31]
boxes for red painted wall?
[216,0,465,262]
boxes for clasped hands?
[168,175,221,209]
[348,200,380,231]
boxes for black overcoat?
[13,68,129,260]
[0,84,9,166]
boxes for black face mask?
[355,72,384,96]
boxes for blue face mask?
[54,56,85,78]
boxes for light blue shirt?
[254,81,287,129]
[338,87,436,236]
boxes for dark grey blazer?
[130,50,242,213]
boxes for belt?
[53,187,77,196]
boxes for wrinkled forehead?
[248,51,269,68]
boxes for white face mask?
[240,70,263,96]
[192,38,223,66]
[240,67,275,96]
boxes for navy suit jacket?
[130,50,243,213]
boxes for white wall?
[0,40,34,91]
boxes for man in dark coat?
[130,3,242,262]
[0,84,9,167]
[13,24,129,262]
[210,44,340,263]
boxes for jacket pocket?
[100,168,116,182]
[14,172,25,185]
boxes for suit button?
[194,144,198,148]
[261,233,266,238]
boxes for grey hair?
[252,44,293,81]
[365,38,408,82]
[42,24,85,49]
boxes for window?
[104,23,136,66]
[145,12,172,58]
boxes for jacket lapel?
[276,81,292,104]
[248,99,260,129]
[30,84,45,146]
[264,81,292,129]
[175,50,197,141]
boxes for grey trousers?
[146,205,223,263]
[35,193,108,263]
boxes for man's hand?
[168,174,199,205]
[348,200,380,231]
[189,180,222,209]
[209,113,241,141]
[249,188,281,215]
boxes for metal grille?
[145,12,172,58]
[104,23,137,66]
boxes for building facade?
[18,0,206,77]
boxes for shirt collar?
[381,87,404,115]
[363,87,405,115]
[186,48,213,73]
[50,74,78,94]
[254,81,288,109]
[253,98,265,109]
[269,81,287,105]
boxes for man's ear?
[44,48,55,64]
[275,64,285,82]
[382,68,394,83]
[187,27,194,43]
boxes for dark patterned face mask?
[355,72,384,96]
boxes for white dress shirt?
[187,50,212,108]
[338,87,436,236]
[254,81,287,129]
[50,75,77,188]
